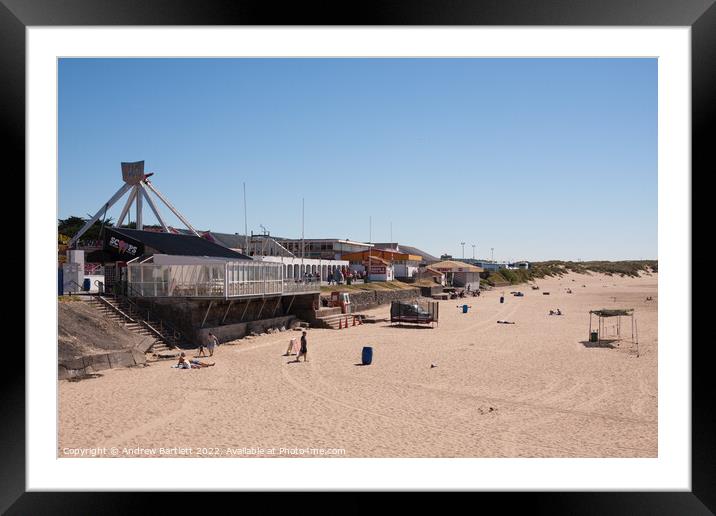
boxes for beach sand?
[58,272,657,458]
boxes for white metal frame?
[68,166,200,248]
[127,259,320,299]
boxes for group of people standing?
[327,267,367,286]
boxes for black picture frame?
[5,0,708,513]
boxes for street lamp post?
[491,248,494,261]
[461,242,465,260]
[472,244,476,260]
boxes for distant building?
[429,260,484,290]
[416,266,446,286]
[274,238,374,260]
[341,249,422,280]
[470,259,530,271]
[255,255,349,282]
[350,256,395,282]
[373,243,440,265]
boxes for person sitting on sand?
[178,352,215,369]
[177,352,192,369]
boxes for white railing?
[85,264,105,275]
[127,260,321,298]
[283,279,322,294]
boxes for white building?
[255,255,349,282]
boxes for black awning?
[104,228,146,261]
[85,249,118,264]
[106,228,251,260]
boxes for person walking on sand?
[207,332,219,357]
[197,339,207,357]
[295,331,308,362]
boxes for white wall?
[394,264,419,278]
[453,272,481,290]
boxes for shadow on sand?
[382,324,435,330]
[580,339,619,349]
[66,373,104,382]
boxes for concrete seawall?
[344,288,422,312]
[197,315,297,344]
[59,347,147,380]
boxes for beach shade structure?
[588,308,639,355]
[390,300,439,327]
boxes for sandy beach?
[58,271,657,458]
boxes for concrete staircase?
[89,295,179,354]
[313,307,364,330]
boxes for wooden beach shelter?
[588,308,639,355]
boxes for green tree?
[58,215,115,240]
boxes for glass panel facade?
[127,260,319,298]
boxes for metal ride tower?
[68,161,200,248]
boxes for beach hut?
[429,260,484,290]
[417,267,446,286]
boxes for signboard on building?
[121,160,145,185]
[370,265,386,274]
[104,229,144,259]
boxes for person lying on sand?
[497,320,515,324]
[189,360,215,368]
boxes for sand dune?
[58,272,657,458]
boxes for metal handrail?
[121,284,184,344]
[62,279,86,294]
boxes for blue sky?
[58,58,657,261]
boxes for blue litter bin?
[361,346,373,365]
[58,269,63,295]
[83,278,91,292]
[462,304,469,313]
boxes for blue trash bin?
[58,269,64,295]
[361,346,373,365]
[462,304,469,313]
[83,278,91,292]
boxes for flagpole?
[301,198,305,278]
[243,182,248,254]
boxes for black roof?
[110,228,252,260]
[206,232,247,249]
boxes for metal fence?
[127,260,320,298]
